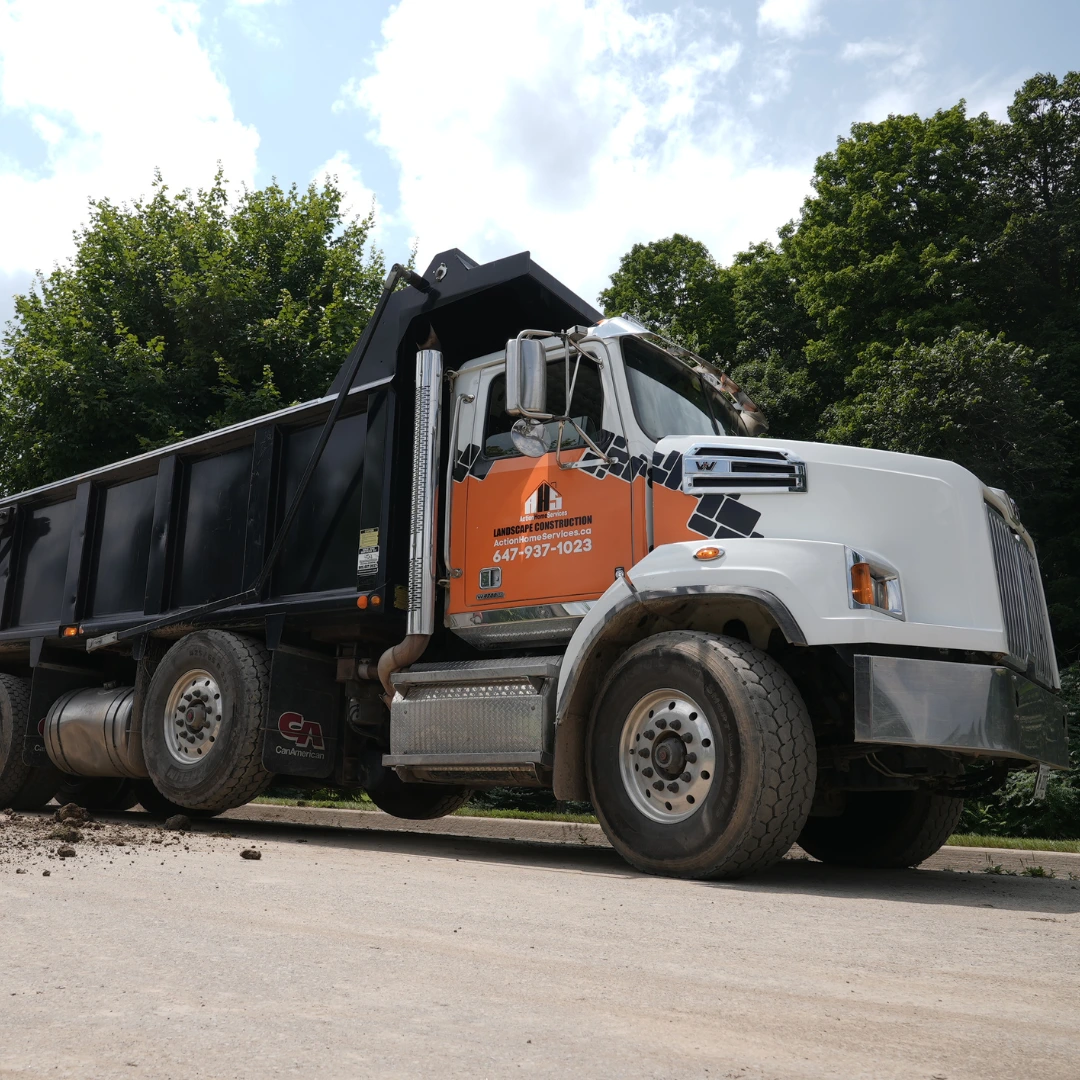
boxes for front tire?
[797,790,964,868]
[141,630,273,813]
[587,632,816,880]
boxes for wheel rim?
[619,688,717,824]
[163,669,224,768]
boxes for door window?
[483,359,604,458]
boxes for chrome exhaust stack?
[376,347,443,697]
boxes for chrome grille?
[681,446,806,494]
[986,506,1057,688]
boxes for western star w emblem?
[524,482,562,515]
[695,460,716,471]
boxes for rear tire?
[587,632,816,880]
[366,774,473,820]
[797,790,964,868]
[141,630,273,813]
[0,674,62,810]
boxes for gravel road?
[1,806,1078,1080]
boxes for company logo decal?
[694,459,717,472]
[277,711,325,752]
[524,482,561,516]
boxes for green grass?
[946,833,1080,853]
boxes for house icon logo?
[524,482,562,516]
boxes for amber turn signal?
[693,546,724,562]
[356,594,369,610]
[371,594,381,606]
[60,625,82,637]
[850,561,875,606]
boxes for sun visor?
[326,248,602,394]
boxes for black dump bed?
[0,250,598,659]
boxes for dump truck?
[0,250,1068,878]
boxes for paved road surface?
[1,811,1078,1080]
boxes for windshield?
[621,336,732,441]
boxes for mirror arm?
[556,417,612,470]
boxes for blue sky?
[2,0,1079,331]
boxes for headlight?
[846,548,904,620]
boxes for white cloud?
[757,0,823,39]
[842,39,924,80]
[0,0,259,279]
[345,0,810,306]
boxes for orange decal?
[448,448,634,614]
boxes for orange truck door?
[447,357,636,618]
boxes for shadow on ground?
[82,807,1080,917]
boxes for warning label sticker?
[357,528,380,576]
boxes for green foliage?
[599,233,737,363]
[826,330,1075,499]
[960,663,1080,841]
[0,171,384,495]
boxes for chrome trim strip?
[382,752,553,767]
[443,389,473,579]
[681,444,806,494]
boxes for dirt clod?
[240,848,262,861]
[54,803,91,825]
[57,846,77,858]
[42,870,50,876]
[48,826,82,843]
[16,867,26,874]
[164,815,191,832]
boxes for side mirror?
[505,338,548,416]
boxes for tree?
[0,172,385,495]
[599,234,737,363]
[827,329,1074,495]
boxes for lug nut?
[642,767,654,778]
[681,772,691,782]
[644,730,655,741]
[638,748,650,758]
[652,781,664,791]
[655,718,667,729]
[667,782,679,793]
[682,733,693,744]
[670,719,682,731]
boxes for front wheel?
[587,632,817,880]
[797,790,964,868]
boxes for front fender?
[550,537,1007,800]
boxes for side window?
[484,359,605,458]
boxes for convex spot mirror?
[511,418,548,458]
[505,338,549,417]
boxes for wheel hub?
[163,670,224,767]
[619,689,717,824]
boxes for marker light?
[60,625,82,637]
[850,561,875,606]
[694,546,724,562]
[356,595,369,610]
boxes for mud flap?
[262,645,339,778]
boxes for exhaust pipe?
[375,347,443,698]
